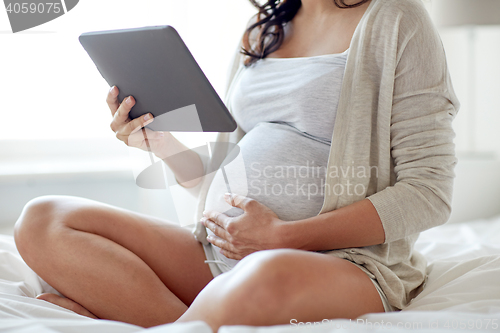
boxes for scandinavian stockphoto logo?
[3,0,79,33]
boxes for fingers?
[110,95,141,133]
[202,217,231,240]
[224,193,256,211]
[201,214,240,257]
[124,127,163,148]
[107,86,165,153]
[203,210,231,230]
[206,235,241,260]
[107,86,140,134]
[106,86,120,116]
[127,113,154,135]
[113,95,136,125]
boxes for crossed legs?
[14,195,384,331]
[14,195,213,326]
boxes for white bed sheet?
[1,216,500,332]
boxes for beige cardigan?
[188,0,460,310]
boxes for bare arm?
[278,199,385,251]
[202,194,385,260]
[106,86,204,189]
[153,132,204,189]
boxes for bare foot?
[36,293,98,319]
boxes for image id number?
[6,2,62,14]
[444,319,498,330]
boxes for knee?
[239,248,303,275]
[14,195,64,262]
[221,249,305,311]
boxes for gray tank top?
[204,49,349,270]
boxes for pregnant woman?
[14,0,459,331]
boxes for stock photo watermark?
[3,0,79,33]
[248,161,379,200]
[290,318,499,330]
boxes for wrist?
[274,219,304,250]
[153,132,176,160]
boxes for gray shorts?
[201,243,395,313]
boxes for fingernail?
[224,193,231,198]
[159,131,164,137]
[144,114,150,121]
[109,86,115,93]
[126,97,133,105]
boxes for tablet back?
[79,25,237,132]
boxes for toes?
[36,293,59,302]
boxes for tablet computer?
[79,25,237,132]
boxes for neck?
[299,0,370,16]
[299,0,342,17]
[295,0,370,27]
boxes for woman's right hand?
[106,86,205,188]
[106,86,170,157]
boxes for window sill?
[0,138,138,184]
[0,158,136,184]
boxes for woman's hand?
[106,86,205,188]
[106,86,171,157]
[201,193,285,260]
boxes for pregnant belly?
[204,122,330,222]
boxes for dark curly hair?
[242,0,371,66]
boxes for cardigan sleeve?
[367,2,460,244]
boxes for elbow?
[432,196,452,227]
[435,187,454,226]
[414,183,454,231]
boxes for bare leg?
[177,249,385,332]
[36,293,98,318]
[14,195,213,328]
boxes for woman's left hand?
[201,193,285,260]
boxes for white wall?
[439,26,500,157]
[428,2,500,222]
